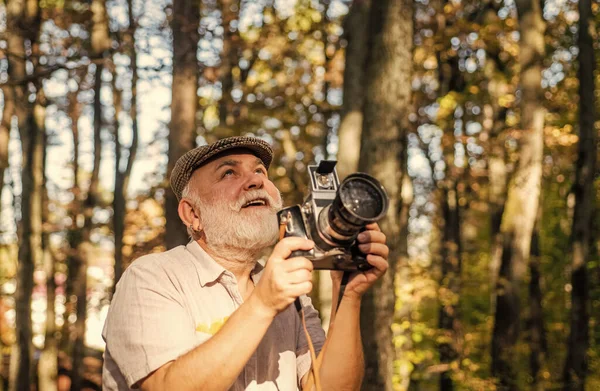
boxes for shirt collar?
[185,240,266,287]
[185,240,227,287]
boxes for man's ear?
[177,199,203,231]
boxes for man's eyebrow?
[214,158,265,171]
[215,159,240,171]
[254,158,266,168]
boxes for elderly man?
[102,136,389,390]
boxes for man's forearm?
[143,295,275,391]
[317,295,365,390]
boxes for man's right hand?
[250,237,315,317]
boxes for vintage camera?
[277,160,389,271]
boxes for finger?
[288,281,313,297]
[357,230,386,244]
[364,223,381,232]
[358,242,389,258]
[366,254,389,273]
[287,269,313,284]
[271,237,314,260]
[283,257,314,272]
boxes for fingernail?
[358,233,367,241]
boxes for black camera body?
[277,160,389,272]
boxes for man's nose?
[243,171,264,190]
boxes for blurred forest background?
[0,0,599,390]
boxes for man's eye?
[255,168,266,175]
[222,169,234,178]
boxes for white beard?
[197,189,283,253]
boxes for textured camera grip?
[289,249,312,258]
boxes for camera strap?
[299,270,350,391]
[280,223,351,390]
[299,303,322,391]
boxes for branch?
[0,56,104,86]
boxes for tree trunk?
[358,1,413,390]
[528,208,546,391]
[0,82,14,391]
[218,0,241,129]
[70,2,109,382]
[12,108,44,391]
[480,4,509,313]
[314,0,342,327]
[113,0,140,289]
[488,128,507,312]
[0,86,13,210]
[395,151,414,391]
[336,0,370,180]
[432,4,465,387]
[112,74,125,289]
[6,0,42,389]
[438,183,462,391]
[563,0,596,388]
[61,87,82,355]
[491,1,546,389]
[166,0,200,249]
[70,62,104,391]
[38,119,58,391]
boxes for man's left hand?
[331,223,389,299]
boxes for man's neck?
[197,239,261,282]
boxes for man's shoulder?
[128,244,191,269]
[119,245,196,285]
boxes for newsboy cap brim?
[170,136,274,201]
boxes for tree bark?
[11,107,43,391]
[438,183,462,391]
[70,2,110,385]
[491,1,546,389]
[336,0,370,180]
[70,62,104,391]
[62,86,82,355]
[528,208,546,391]
[395,151,414,390]
[563,0,596,389]
[314,0,344,327]
[433,4,465,387]
[38,117,58,391]
[479,4,509,313]
[6,0,42,389]
[217,0,241,128]
[358,1,413,390]
[113,0,140,289]
[165,0,200,249]
[0,86,14,211]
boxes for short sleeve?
[102,259,196,388]
[295,295,326,384]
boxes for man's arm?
[304,224,389,390]
[315,291,366,389]
[139,237,315,391]
[140,294,274,390]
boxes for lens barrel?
[319,173,389,243]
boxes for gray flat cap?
[170,136,274,201]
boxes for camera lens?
[339,178,383,219]
[318,173,388,243]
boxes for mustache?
[230,189,283,212]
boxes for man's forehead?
[191,148,264,178]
